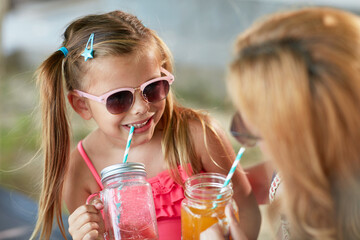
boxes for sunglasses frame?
[74,67,174,113]
[230,112,261,147]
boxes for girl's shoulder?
[63,143,100,212]
[186,114,235,171]
[187,114,227,145]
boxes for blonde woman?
[203,7,360,240]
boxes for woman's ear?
[68,91,93,120]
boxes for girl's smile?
[123,115,154,134]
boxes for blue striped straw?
[213,147,246,209]
[123,126,135,163]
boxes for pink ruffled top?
[78,141,188,240]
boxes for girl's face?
[82,50,166,146]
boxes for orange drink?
[181,173,239,240]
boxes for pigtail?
[31,50,70,240]
[157,34,229,185]
[162,92,228,186]
[162,94,201,185]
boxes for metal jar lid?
[100,162,146,182]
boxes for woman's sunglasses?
[230,112,261,147]
[74,68,174,114]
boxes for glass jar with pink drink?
[88,162,158,240]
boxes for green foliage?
[0,114,40,161]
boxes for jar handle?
[86,192,101,205]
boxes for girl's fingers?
[69,215,101,240]
[77,209,102,224]
[83,230,99,240]
[92,199,104,210]
[69,204,99,224]
[79,221,99,233]
[68,204,104,240]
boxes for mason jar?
[88,162,158,240]
[181,173,239,240]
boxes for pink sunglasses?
[74,68,174,114]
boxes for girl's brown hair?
[228,7,360,240]
[32,10,226,239]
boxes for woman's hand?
[68,201,105,240]
[200,204,248,240]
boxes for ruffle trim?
[148,166,189,220]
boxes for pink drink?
[105,186,158,240]
[88,163,159,240]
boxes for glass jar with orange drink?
[181,173,239,240]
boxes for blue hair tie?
[58,47,68,57]
[81,33,95,61]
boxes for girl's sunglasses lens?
[143,80,169,102]
[106,90,133,114]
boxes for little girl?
[31,10,260,240]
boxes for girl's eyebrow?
[142,68,163,82]
[146,74,161,81]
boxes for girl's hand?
[68,201,105,240]
[200,204,248,240]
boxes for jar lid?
[101,162,146,182]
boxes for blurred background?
[0,0,359,239]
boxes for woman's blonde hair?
[228,7,360,240]
[32,10,224,239]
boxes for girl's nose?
[130,90,149,115]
